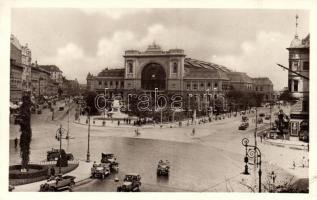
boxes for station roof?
[227,72,253,83]
[252,77,273,85]
[97,68,125,77]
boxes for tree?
[279,90,297,102]
[58,87,63,97]
[84,91,99,115]
[19,95,32,171]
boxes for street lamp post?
[269,102,272,130]
[242,138,262,193]
[55,124,66,174]
[104,88,108,120]
[86,106,91,162]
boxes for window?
[115,81,118,88]
[187,83,191,90]
[260,86,263,91]
[292,61,299,71]
[200,83,204,88]
[293,80,298,92]
[207,82,211,87]
[121,81,124,88]
[214,82,218,88]
[105,81,108,87]
[193,83,197,90]
[99,81,102,85]
[110,81,113,87]
[303,100,309,112]
[303,61,309,70]
[172,62,178,73]
[255,86,258,91]
[128,62,133,73]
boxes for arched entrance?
[141,63,166,90]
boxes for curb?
[263,140,308,151]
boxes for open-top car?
[91,162,110,179]
[101,153,119,171]
[40,175,75,192]
[47,148,74,161]
[117,173,141,192]
[157,160,170,176]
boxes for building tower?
[286,14,309,139]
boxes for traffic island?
[9,161,79,186]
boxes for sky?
[11,8,309,90]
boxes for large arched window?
[141,63,166,90]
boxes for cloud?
[80,8,151,19]
[211,30,291,90]
[42,27,291,91]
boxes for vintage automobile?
[40,175,75,192]
[117,174,141,192]
[91,162,110,179]
[47,148,74,161]
[239,122,249,130]
[259,113,265,118]
[257,117,264,124]
[264,115,270,120]
[242,116,249,122]
[101,153,119,171]
[9,185,15,192]
[157,160,170,176]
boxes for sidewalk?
[263,138,308,150]
[13,160,92,192]
[74,112,244,129]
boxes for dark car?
[117,174,141,192]
[101,153,119,171]
[47,148,74,161]
[259,113,265,117]
[157,160,170,176]
[239,122,248,130]
[257,117,263,124]
[91,163,110,179]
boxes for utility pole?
[86,107,91,162]
[58,124,62,174]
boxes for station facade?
[87,43,273,110]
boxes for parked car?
[265,115,271,120]
[239,122,248,130]
[242,116,249,122]
[117,174,141,192]
[157,160,170,176]
[257,117,263,124]
[268,128,279,139]
[46,148,74,161]
[101,153,119,171]
[259,113,265,117]
[91,162,110,179]
[9,185,15,192]
[40,175,75,192]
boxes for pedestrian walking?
[260,135,263,143]
[192,128,195,136]
[14,137,18,149]
[292,161,296,169]
[302,156,305,168]
[50,167,56,177]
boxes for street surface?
[10,103,308,192]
